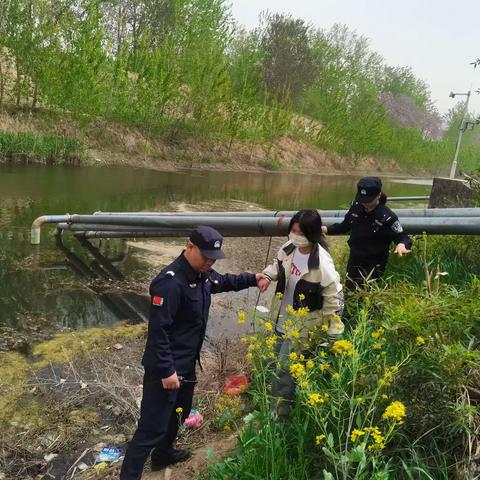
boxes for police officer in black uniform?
[323,177,412,290]
[120,226,267,479]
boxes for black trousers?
[120,370,195,480]
[345,256,386,291]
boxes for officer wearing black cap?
[323,177,412,290]
[120,226,267,479]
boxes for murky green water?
[0,165,430,330]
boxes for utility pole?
[448,90,471,179]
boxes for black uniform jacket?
[142,254,257,378]
[328,201,412,263]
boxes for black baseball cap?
[189,226,226,260]
[355,176,382,203]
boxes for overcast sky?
[230,0,480,115]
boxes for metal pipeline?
[92,207,480,219]
[32,211,480,244]
[55,216,480,236]
[31,214,73,244]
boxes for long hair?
[380,192,387,204]
[288,209,329,252]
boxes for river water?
[0,165,430,332]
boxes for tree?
[259,12,316,103]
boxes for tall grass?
[0,132,85,164]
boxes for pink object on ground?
[184,411,203,429]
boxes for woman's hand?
[394,243,411,256]
[321,226,328,235]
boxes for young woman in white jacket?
[260,209,344,417]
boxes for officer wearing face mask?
[260,209,343,417]
[323,176,412,290]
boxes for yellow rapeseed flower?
[298,293,305,301]
[379,365,399,387]
[241,337,248,344]
[296,306,310,317]
[315,434,326,445]
[290,363,305,379]
[264,321,273,332]
[416,336,426,346]
[372,327,385,339]
[266,336,277,349]
[237,310,246,325]
[176,407,183,414]
[331,340,354,356]
[351,429,365,442]
[289,328,300,339]
[307,393,328,406]
[275,292,284,299]
[289,352,298,361]
[318,363,330,372]
[382,401,406,422]
[332,372,340,380]
[364,426,385,450]
[306,359,314,369]
[373,342,383,350]
[246,352,253,362]
[286,305,296,316]
[321,324,329,332]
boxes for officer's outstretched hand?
[256,273,270,292]
[394,243,411,257]
[162,372,181,390]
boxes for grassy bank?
[0,106,405,174]
[0,131,86,165]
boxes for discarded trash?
[223,375,248,396]
[113,343,123,350]
[255,305,270,314]
[183,408,203,429]
[95,446,124,463]
[43,453,58,463]
[78,462,88,472]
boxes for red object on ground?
[223,374,249,396]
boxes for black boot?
[151,448,191,471]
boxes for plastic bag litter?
[223,374,248,396]
[95,446,124,463]
[183,408,203,429]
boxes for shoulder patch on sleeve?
[391,220,403,233]
[152,295,164,306]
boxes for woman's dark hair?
[380,192,387,204]
[288,209,329,251]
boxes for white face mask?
[288,232,311,248]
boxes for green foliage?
[0,2,479,170]
[0,131,85,164]
[205,275,480,479]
